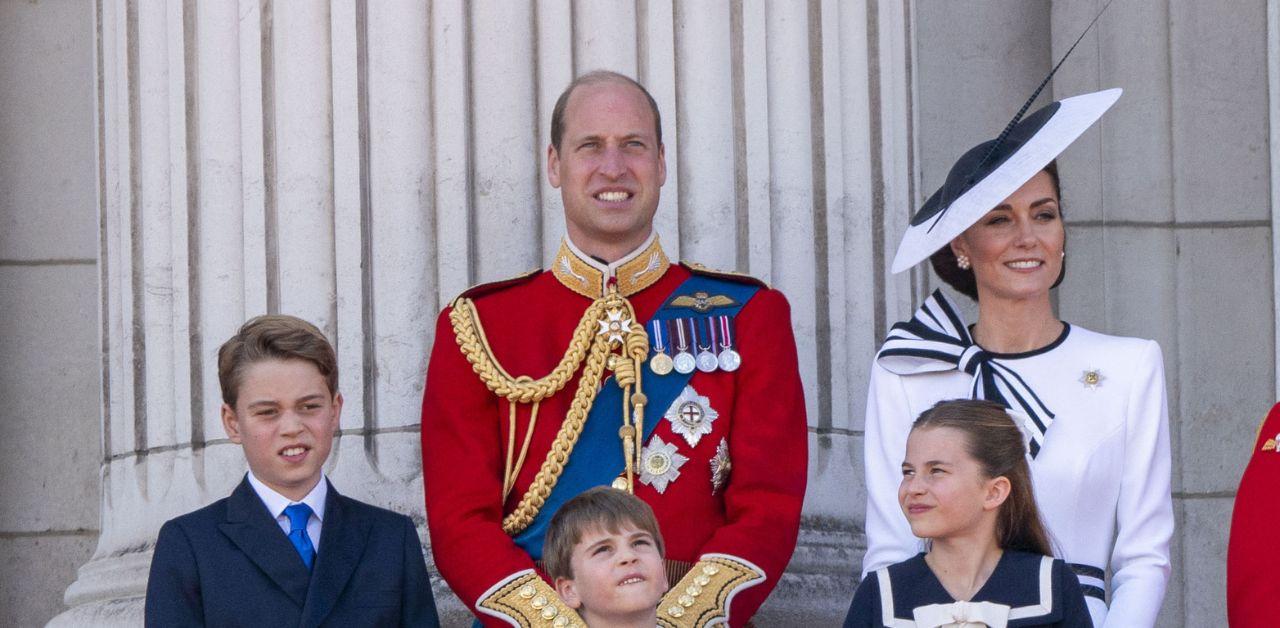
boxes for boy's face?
[555,523,667,625]
[222,358,341,501]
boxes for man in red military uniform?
[1227,402,1280,627]
[421,71,807,627]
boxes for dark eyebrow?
[992,197,1058,212]
[584,537,614,553]
[923,460,952,467]
[296,394,327,403]
[246,400,281,409]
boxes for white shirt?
[247,472,328,552]
[862,324,1173,628]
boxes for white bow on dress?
[911,600,1012,628]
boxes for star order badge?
[1079,368,1104,389]
[597,308,633,345]
[664,385,719,447]
[710,438,732,495]
[640,436,688,494]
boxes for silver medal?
[671,318,696,374]
[696,351,719,373]
[717,348,741,372]
[692,317,718,373]
[674,352,696,374]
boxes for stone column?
[55,2,916,624]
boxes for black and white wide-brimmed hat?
[891,87,1121,274]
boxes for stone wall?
[0,1,101,626]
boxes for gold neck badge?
[552,234,670,299]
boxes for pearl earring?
[956,254,971,270]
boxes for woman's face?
[950,170,1064,303]
[898,426,1007,542]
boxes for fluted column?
[56,2,915,624]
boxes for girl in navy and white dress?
[846,399,1091,628]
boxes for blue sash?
[512,274,761,559]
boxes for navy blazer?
[145,477,440,627]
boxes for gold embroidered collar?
[552,233,670,299]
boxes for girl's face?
[898,426,1009,541]
[950,169,1064,303]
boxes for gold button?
[667,606,685,618]
[679,595,695,607]
[541,606,558,620]
[694,574,711,586]
[702,564,720,576]
[611,477,629,491]
[518,584,536,599]
[531,595,547,609]
[686,584,702,596]
[553,617,569,628]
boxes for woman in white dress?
[861,87,1173,628]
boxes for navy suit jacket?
[145,477,440,627]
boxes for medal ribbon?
[718,315,734,350]
[650,320,667,355]
[875,289,1056,457]
[673,318,689,352]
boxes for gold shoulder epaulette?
[477,570,585,628]
[656,554,766,627]
[451,268,542,308]
[680,261,769,289]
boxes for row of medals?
[648,316,741,376]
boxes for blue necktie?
[283,503,315,570]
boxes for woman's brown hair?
[912,399,1054,556]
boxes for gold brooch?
[1264,435,1278,452]
[1079,368,1104,389]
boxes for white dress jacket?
[862,307,1173,628]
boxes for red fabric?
[421,266,807,626]
[1227,402,1280,628]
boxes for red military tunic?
[421,234,807,626]
[1227,402,1280,628]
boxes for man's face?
[222,359,341,501]
[548,80,666,255]
[555,523,668,625]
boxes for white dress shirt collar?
[246,471,328,522]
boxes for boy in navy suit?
[145,315,439,627]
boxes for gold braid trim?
[477,571,585,628]
[449,290,648,535]
[450,297,605,402]
[657,555,767,627]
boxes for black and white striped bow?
[876,289,1055,457]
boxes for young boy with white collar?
[145,315,439,627]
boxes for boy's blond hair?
[544,487,665,580]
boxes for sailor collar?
[552,232,670,299]
[875,552,1065,628]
